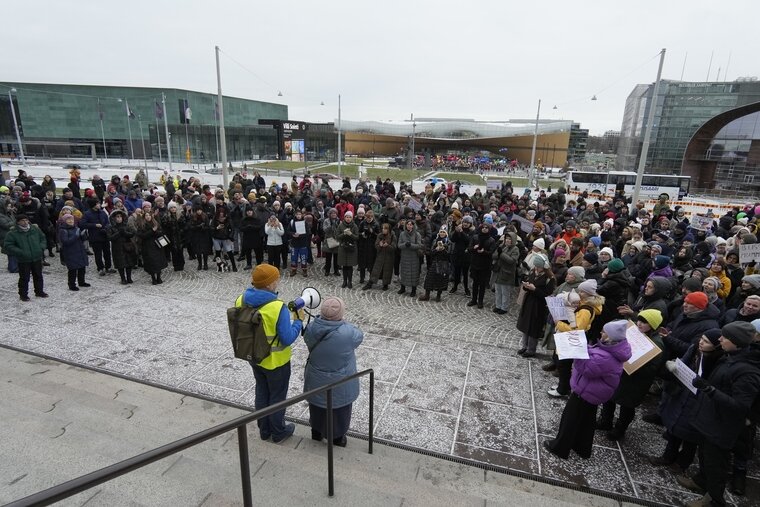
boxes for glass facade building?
[0,82,288,163]
[617,80,760,183]
[706,111,760,190]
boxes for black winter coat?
[80,209,110,243]
[598,271,632,323]
[186,217,213,255]
[106,218,138,269]
[58,224,89,270]
[690,345,760,450]
[239,214,264,250]
[467,231,496,271]
[136,222,169,274]
[516,270,556,338]
[663,304,721,359]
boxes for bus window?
[642,176,658,186]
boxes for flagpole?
[98,98,108,161]
[215,45,229,190]
[162,92,173,173]
[125,99,135,161]
[184,95,190,165]
[155,111,162,164]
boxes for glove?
[664,360,677,374]
[405,242,411,248]
[296,309,305,321]
[692,376,715,394]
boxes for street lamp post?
[137,116,149,182]
[98,98,108,161]
[337,94,342,179]
[632,48,666,204]
[215,45,229,190]
[529,99,541,188]
[161,93,173,173]
[118,98,135,161]
[8,88,26,166]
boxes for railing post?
[369,370,374,454]
[237,425,253,507]
[326,389,334,497]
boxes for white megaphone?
[287,287,321,312]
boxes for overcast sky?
[7,0,758,135]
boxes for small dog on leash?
[214,256,231,272]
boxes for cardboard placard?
[406,198,422,211]
[740,243,760,264]
[545,296,576,327]
[295,220,306,235]
[623,321,662,375]
[554,330,589,360]
[690,215,714,232]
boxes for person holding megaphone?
[236,264,304,443]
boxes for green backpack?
[227,302,274,363]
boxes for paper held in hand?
[545,296,576,327]
[673,358,698,394]
[623,321,662,375]
[553,330,589,360]
[295,220,306,235]
[740,243,760,264]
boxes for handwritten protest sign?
[674,358,698,394]
[690,215,714,232]
[406,198,422,211]
[545,296,576,327]
[486,179,501,191]
[623,321,662,375]
[554,331,589,360]
[740,243,760,264]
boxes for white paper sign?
[674,358,698,394]
[407,198,422,211]
[690,215,713,232]
[626,324,657,364]
[295,220,306,235]
[486,179,501,191]
[554,331,589,360]
[545,296,575,326]
[740,243,760,264]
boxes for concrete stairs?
[0,347,632,507]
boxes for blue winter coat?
[80,209,110,243]
[58,224,89,270]
[303,316,364,409]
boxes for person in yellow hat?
[235,263,304,443]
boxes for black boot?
[151,273,158,285]
[198,258,203,270]
[410,286,417,297]
[435,290,442,302]
[126,268,133,284]
[449,284,458,294]
[362,281,373,290]
[341,268,348,288]
[346,267,353,289]
[227,252,238,272]
[155,271,163,285]
[202,255,209,270]
[118,268,128,285]
[68,270,79,291]
[730,470,746,496]
[397,285,406,295]
[77,269,90,287]
[359,270,365,284]
[464,286,471,297]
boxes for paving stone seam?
[449,350,472,455]
[616,440,640,499]
[374,342,417,433]
[527,361,543,476]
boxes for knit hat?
[752,318,760,334]
[599,247,614,258]
[590,237,602,247]
[112,197,122,205]
[637,309,663,330]
[532,238,545,250]
[578,279,598,296]
[607,258,625,273]
[703,276,722,291]
[251,264,280,289]
[583,252,599,264]
[742,275,760,289]
[632,241,647,251]
[684,291,709,310]
[16,213,30,222]
[683,233,695,243]
[320,296,345,321]
[60,213,74,222]
[721,321,756,347]
[483,215,494,225]
[654,255,671,269]
[553,248,567,260]
[702,329,722,347]
[602,320,629,343]
[567,266,585,280]
[141,201,152,209]
[533,254,548,268]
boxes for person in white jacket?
[265,215,285,269]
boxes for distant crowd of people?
[2,166,760,506]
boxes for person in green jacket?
[3,213,48,301]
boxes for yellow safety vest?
[235,295,291,370]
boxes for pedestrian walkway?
[1,264,756,505]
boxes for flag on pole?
[214,101,219,121]
[97,99,104,121]
[126,102,136,119]
[179,99,191,124]
[154,100,164,120]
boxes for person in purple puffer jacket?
[544,320,632,460]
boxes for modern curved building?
[617,79,760,191]
[341,119,588,167]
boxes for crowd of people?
[2,166,760,506]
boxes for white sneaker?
[547,388,566,398]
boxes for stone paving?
[1,257,758,506]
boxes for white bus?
[565,171,690,200]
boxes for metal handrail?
[7,368,375,507]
